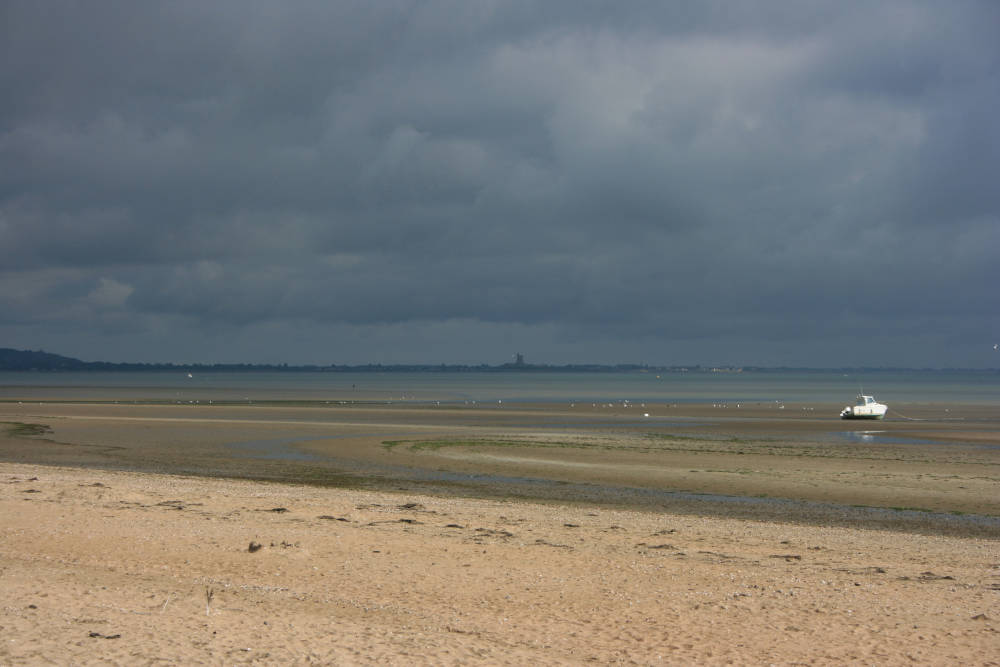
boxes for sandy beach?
[1,399,998,664]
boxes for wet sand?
[1,399,998,524]
[1,399,999,663]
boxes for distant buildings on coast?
[2,348,994,374]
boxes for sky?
[1,1,998,368]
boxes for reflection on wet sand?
[2,399,999,534]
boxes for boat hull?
[840,394,887,420]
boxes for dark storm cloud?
[1,1,997,366]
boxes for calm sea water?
[1,370,998,405]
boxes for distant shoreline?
[2,348,996,373]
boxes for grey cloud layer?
[1,1,997,365]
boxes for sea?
[1,369,997,406]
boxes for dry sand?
[2,463,998,665]
[1,400,999,664]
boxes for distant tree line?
[0,348,666,372]
[0,348,991,373]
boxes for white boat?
[840,394,887,420]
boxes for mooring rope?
[888,408,963,422]
[887,409,925,421]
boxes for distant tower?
[515,353,525,366]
